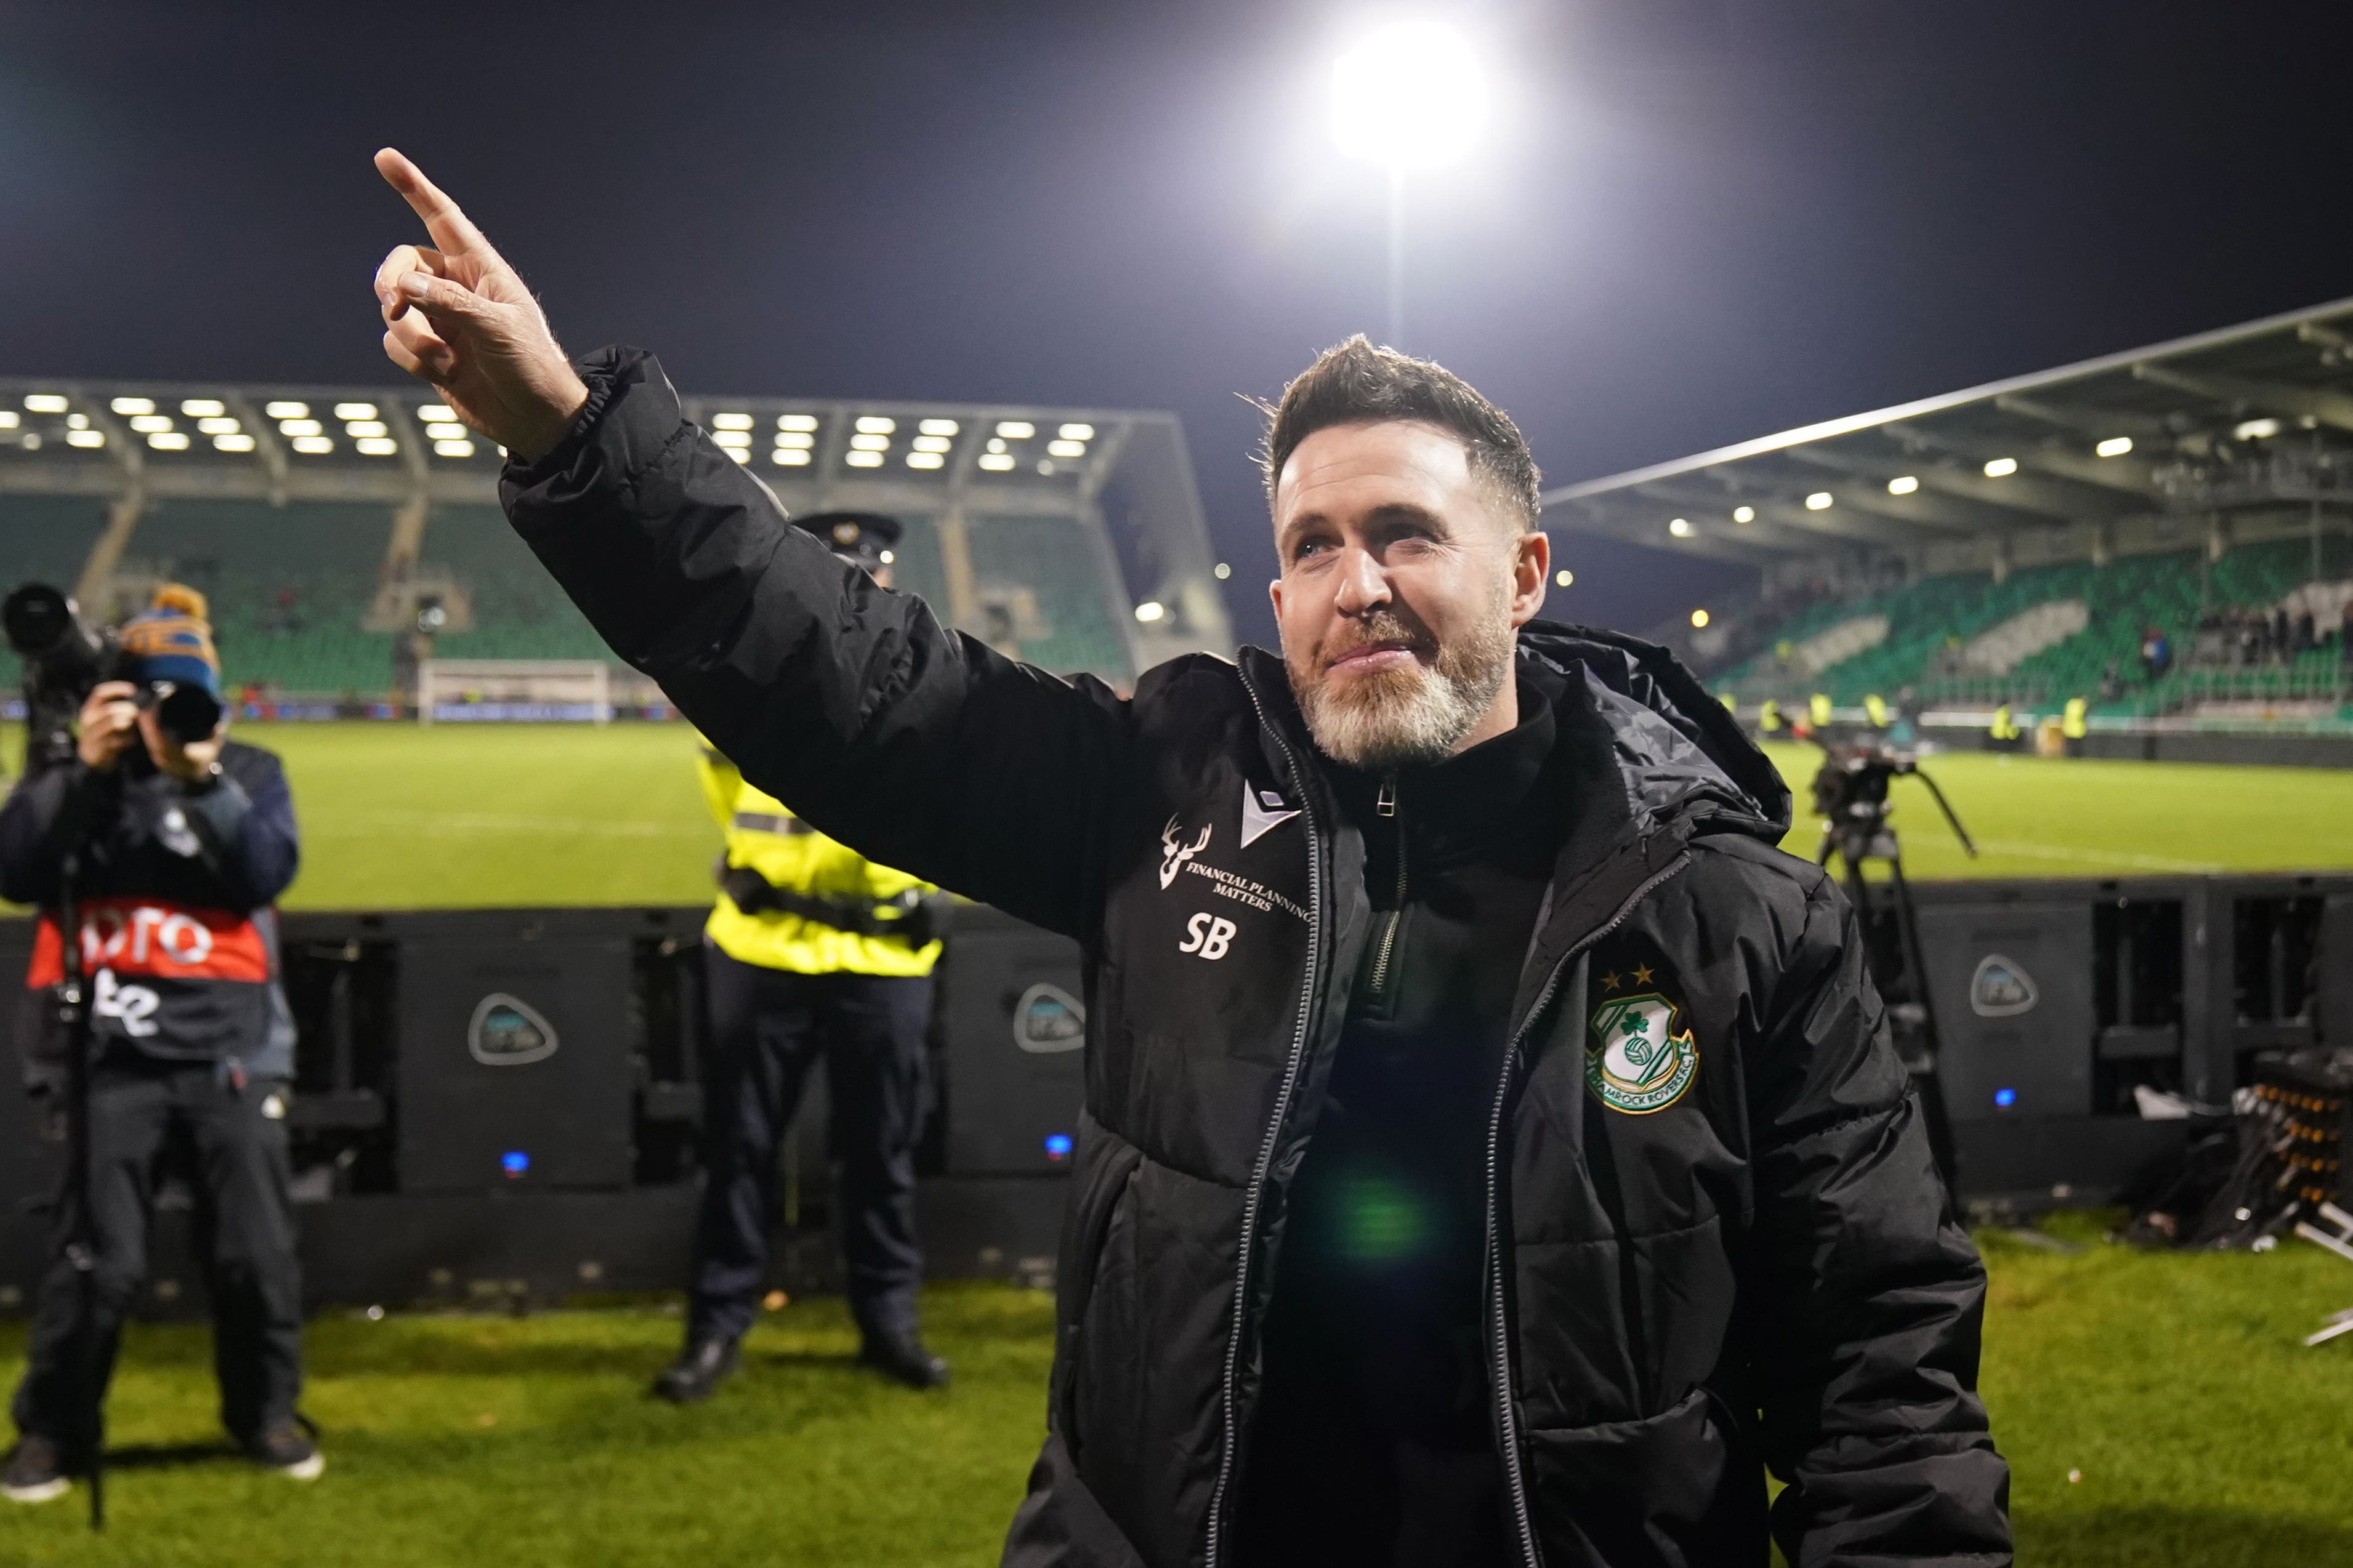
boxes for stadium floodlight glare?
[334,401,378,421]
[1887,475,1920,495]
[775,430,815,449]
[65,430,105,448]
[0,411,17,429]
[357,437,399,456]
[1057,422,1096,442]
[1982,457,2018,477]
[855,416,897,435]
[1732,505,1755,524]
[264,400,309,419]
[995,420,1035,440]
[2233,417,2280,441]
[24,393,69,413]
[2095,436,2133,458]
[180,398,225,418]
[1134,601,1167,624]
[911,435,953,454]
[67,413,89,429]
[345,420,390,438]
[1554,569,1573,587]
[1214,562,1233,580]
[1667,517,1694,537]
[1047,439,1088,459]
[711,412,754,430]
[278,418,323,436]
[1332,20,1485,347]
[212,433,255,453]
[918,418,960,436]
[111,396,156,416]
[1690,609,1710,629]
[433,438,475,458]
[128,414,173,433]
[147,431,190,451]
[197,417,241,435]
[711,428,751,448]
[906,451,945,469]
[772,448,811,466]
[1804,491,1834,510]
[290,435,334,454]
[978,452,1016,471]
[419,403,455,422]
[849,433,890,452]
[778,412,820,432]
[844,449,884,468]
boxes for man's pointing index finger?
[374,147,494,260]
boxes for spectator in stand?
[2295,607,2317,656]
[2099,662,2122,703]
[2270,606,2291,663]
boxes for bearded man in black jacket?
[368,148,2011,1568]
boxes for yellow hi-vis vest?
[1809,693,1833,728]
[2062,697,2088,739]
[1990,704,2020,741]
[698,743,942,978]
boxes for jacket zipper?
[1365,776,1404,1002]
[1482,850,1692,1568]
[1206,671,1324,1568]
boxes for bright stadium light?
[1983,457,2018,477]
[2095,436,2133,457]
[2233,417,2280,441]
[1134,601,1166,624]
[1690,608,1710,629]
[1887,475,1920,495]
[1732,505,1755,524]
[1805,491,1834,510]
[1332,20,1486,348]
[1554,569,1573,587]
[1668,517,1693,538]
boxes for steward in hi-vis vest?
[653,512,955,1406]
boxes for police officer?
[1,587,313,1502]
[654,513,952,1403]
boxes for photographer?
[0,587,314,1503]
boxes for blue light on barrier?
[1992,1088,2017,1109]
[502,1151,531,1175]
[1044,1133,1074,1160]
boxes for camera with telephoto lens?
[3,581,224,771]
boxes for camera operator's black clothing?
[1,738,304,1450]
[1236,701,1559,1567]
[502,347,2011,1568]
[0,741,299,1075]
[10,1048,302,1452]
[693,954,930,1346]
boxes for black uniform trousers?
[12,1048,303,1452]
[690,950,931,1346]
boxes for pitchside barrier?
[0,878,2347,1313]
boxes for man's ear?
[1269,574,1287,638]
[1507,529,1549,627]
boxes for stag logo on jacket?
[1012,983,1086,1053]
[1969,954,2038,1018]
[468,993,560,1066]
[1160,816,1210,889]
[1587,985,1698,1115]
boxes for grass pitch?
[10,722,2348,911]
[2,1226,2350,1567]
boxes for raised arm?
[369,150,1128,936]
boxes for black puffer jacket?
[503,347,2011,1568]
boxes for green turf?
[4,1231,2350,1566]
[6,724,2351,912]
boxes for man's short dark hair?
[1260,335,1542,534]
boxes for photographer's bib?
[25,896,273,1054]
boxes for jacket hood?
[1238,619,1790,847]
[1517,618,1791,844]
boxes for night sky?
[6,0,2352,652]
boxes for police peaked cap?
[794,511,903,569]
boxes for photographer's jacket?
[503,348,2011,1568]
[1,742,299,1074]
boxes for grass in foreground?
[4,1224,2351,1566]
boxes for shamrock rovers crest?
[1586,982,1698,1115]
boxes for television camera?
[3,581,224,773]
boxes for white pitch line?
[314,810,703,839]
[1969,838,2226,875]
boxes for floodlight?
[995,420,1035,440]
[978,452,1016,471]
[1690,609,1710,629]
[918,418,959,436]
[334,402,378,420]
[129,414,173,433]
[433,438,475,458]
[290,435,334,454]
[773,448,811,467]
[147,432,190,451]
[845,449,884,468]
[1214,563,1233,580]
[1982,457,2017,477]
[1668,518,1693,537]
[849,433,890,452]
[1134,601,1166,624]
[180,399,226,418]
[418,404,456,422]
[2233,417,2280,441]
[345,420,389,438]
[1804,492,1834,510]
[197,417,241,435]
[1732,505,1754,524]
[1057,423,1094,441]
[0,412,16,429]
[213,433,255,453]
[356,437,399,456]
[711,412,754,430]
[855,416,897,435]
[65,430,105,448]
[1047,440,1087,459]
[1332,22,1486,170]
[279,418,324,437]
[25,394,68,413]
[775,430,815,449]
[111,396,156,417]
[906,451,945,469]
[1554,569,1573,587]
[264,400,309,419]
[1887,475,1919,495]
[2095,436,2133,458]
[778,413,820,432]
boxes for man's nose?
[1331,546,1390,616]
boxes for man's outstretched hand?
[371,148,591,462]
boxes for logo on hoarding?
[1012,984,1086,1054]
[469,993,559,1066]
[1969,955,2039,1018]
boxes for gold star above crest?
[1600,970,1621,992]
[1630,963,1655,987]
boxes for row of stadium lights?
[702,413,1097,473]
[0,393,494,461]
[1663,420,2294,540]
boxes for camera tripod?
[1811,738,1977,1208]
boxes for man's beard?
[1288,600,1517,773]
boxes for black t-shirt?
[1235,689,1564,1567]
